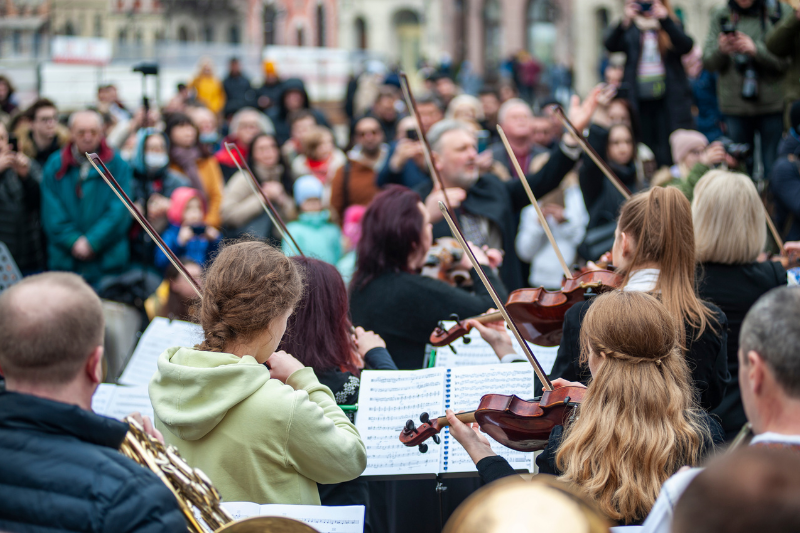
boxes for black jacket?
[699,262,786,439]
[413,144,578,290]
[549,298,730,412]
[350,268,508,370]
[604,17,696,132]
[222,73,255,117]
[769,133,800,241]
[0,391,186,533]
[267,78,330,145]
[0,168,45,273]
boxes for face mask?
[120,149,133,161]
[145,152,169,169]
[199,131,219,144]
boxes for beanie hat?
[293,175,324,206]
[790,100,800,135]
[263,60,277,76]
[342,204,367,246]
[669,129,708,165]
[167,187,205,226]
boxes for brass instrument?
[121,416,318,533]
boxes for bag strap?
[342,160,352,212]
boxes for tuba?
[121,416,319,533]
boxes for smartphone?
[406,129,419,142]
[637,1,652,12]
[191,225,207,235]
[8,136,18,152]
[476,130,490,153]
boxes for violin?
[400,386,586,453]
[429,268,619,347]
[421,237,472,287]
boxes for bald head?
[69,110,104,155]
[0,273,104,385]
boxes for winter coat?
[605,17,696,132]
[0,391,186,533]
[41,142,132,288]
[169,157,225,228]
[282,210,342,265]
[130,130,190,202]
[149,347,367,504]
[189,73,226,115]
[222,73,256,117]
[703,3,789,116]
[0,166,45,273]
[15,123,70,167]
[155,223,220,271]
[770,132,800,240]
[268,78,331,146]
[765,9,800,125]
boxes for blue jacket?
[0,391,186,533]
[282,210,341,265]
[376,140,431,189]
[690,70,724,143]
[40,145,133,288]
[155,224,220,270]
[770,132,800,241]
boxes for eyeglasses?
[36,116,57,123]
[356,129,380,136]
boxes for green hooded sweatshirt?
[149,347,367,505]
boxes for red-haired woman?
[279,256,396,517]
[349,185,506,370]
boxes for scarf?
[169,145,207,200]
[253,163,284,184]
[56,139,114,179]
[623,268,660,292]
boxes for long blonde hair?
[692,170,766,264]
[617,187,716,344]
[556,291,709,524]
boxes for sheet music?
[92,383,154,422]
[119,317,203,387]
[355,368,446,477]
[440,364,535,473]
[433,321,560,374]
[221,503,365,533]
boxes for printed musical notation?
[119,317,203,387]
[433,321,559,373]
[92,383,154,422]
[221,503,365,533]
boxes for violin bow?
[398,72,462,233]
[552,106,632,200]
[85,152,203,298]
[223,142,305,257]
[437,201,553,391]
[497,125,573,280]
[763,204,786,257]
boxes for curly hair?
[556,291,710,524]
[194,239,304,352]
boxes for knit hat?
[293,175,324,206]
[342,204,367,246]
[669,129,708,165]
[790,100,800,134]
[167,187,205,226]
[263,60,277,76]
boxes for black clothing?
[256,81,283,112]
[413,144,578,290]
[28,129,63,167]
[350,268,508,370]
[549,299,730,412]
[268,78,331,146]
[0,168,45,273]
[316,347,397,533]
[488,142,548,180]
[699,261,786,440]
[605,17,696,166]
[0,391,185,533]
[222,73,256,117]
[770,133,800,241]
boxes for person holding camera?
[604,0,696,168]
[702,0,789,180]
[766,6,800,130]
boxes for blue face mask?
[199,131,220,144]
[145,152,169,169]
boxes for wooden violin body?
[421,237,472,287]
[429,269,619,347]
[399,386,586,453]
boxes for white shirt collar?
[623,268,660,292]
[750,432,800,446]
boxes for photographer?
[769,101,800,240]
[765,7,800,130]
[702,0,789,180]
[664,131,748,200]
[604,0,696,167]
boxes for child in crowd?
[336,205,366,284]
[290,126,347,191]
[155,187,220,271]
[281,110,317,167]
[283,175,341,265]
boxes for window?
[316,3,326,47]
[204,24,214,43]
[296,26,305,46]
[118,28,128,45]
[64,20,76,36]
[135,30,143,45]
[263,4,276,46]
[596,8,609,57]
[454,0,467,64]
[228,24,240,44]
[483,0,501,69]
[178,26,191,43]
[526,0,557,65]
[355,17,367,50]
[94,14,103,37]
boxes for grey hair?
[230,107,275,136]
[497,98,532,125]
[427,119,475,153]
[68,109,104,130]
[740,286,800,398]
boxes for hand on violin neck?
[459,241,492,269]
[550,378,586,390]
[445,409,496,465]
[466,316,515,360]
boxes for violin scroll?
[400,412,443,453]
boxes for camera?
[719,137,752,160]
[637,1,653,13]
[406,129,419,142]
[133,62,159,76]
[719,17,737,34]
[734,55,759,101]
[191,225,207,236]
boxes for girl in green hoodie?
[149,240,367,505]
